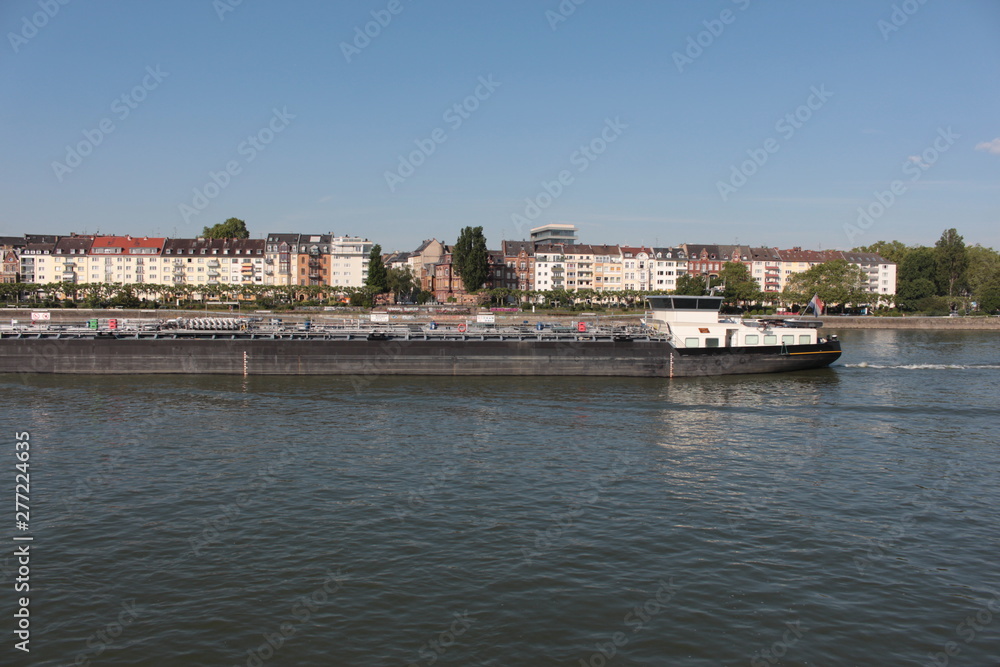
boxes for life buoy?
[458,323,467,333]
[577,322,586,333]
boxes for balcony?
[208,260,220,268]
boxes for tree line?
[854,228,999,314]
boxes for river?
[2,328,998,665]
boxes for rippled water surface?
[3,328,999,666]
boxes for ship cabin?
[644,295,821,349]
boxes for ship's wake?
[845,362,1000,370]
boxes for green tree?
[852,240,911,265]
[109,285,141,308]
[673,273,707,296]
[896,277,937,311]
[350,287,376,308]
[965,245,1000,297]
[978,281,1000,314]
[934,228,968,297]
[365,244,388,293]
[784,260,868,311]
[897,246,938,298]
[202,217,249,239]
[452,226,489,292]
[717,262,762,307]
[386,266,417,303]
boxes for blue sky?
[2,0,999,253]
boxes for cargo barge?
[0,296,841,377]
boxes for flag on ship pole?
[807,294,824,316]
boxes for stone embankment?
[818,316,1000,330]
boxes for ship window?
[745,334,759,345]
[684,338,699,348]
[764,335,777,345]
[705,338,719,347]
[782,335,795,345]
[799,335,811,345]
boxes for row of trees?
[855,228,1000,314]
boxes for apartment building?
[840,250,897,296]
[650,247,688,291]
[502,240,535,292]
[591,245,622,293]
[161,238,266,288]
[621,246,654,291]
[265,234,299,286]
[1,237,25,283]
[564,244,595,291]
[533,244,567,292]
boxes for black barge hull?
[0,336,842,377]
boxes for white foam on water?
[844,363,1000,370]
